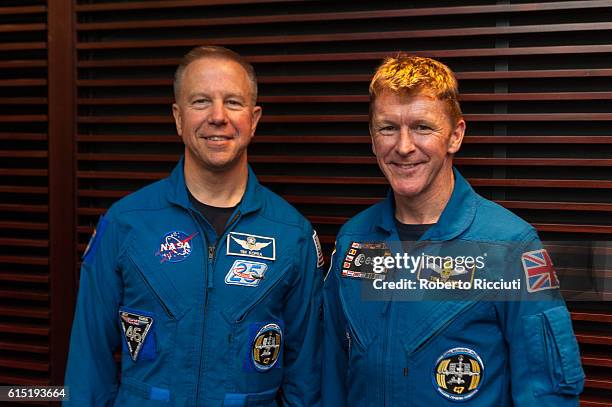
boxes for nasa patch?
[225,260,268,287]
[341,241,391,280]
[156,230,198,263]
[119,308,156,362]
[227,232,276,261]
[244,322,283,373]
[433,347,484,402]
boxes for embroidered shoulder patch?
[83,215,109,265]
[312,230,324,268]
[119,308,155,362]
[521,249,560,292]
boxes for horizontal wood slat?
[75,1,612,30]
[76,153,612,167]
[76,92,612,105]
[77,22,612,50]
[75,134,612,145]
[76,0,304,12]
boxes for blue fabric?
[64,158,323,406]
[82,215,108,265]
[149,386,170,402]
[323,168,584,406]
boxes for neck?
[184,158,248,208]
[394,169,455,224]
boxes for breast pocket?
[220,258,292,394]
[119,253,192,389]
[337,277,377,402]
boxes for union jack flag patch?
[521,249,560,293]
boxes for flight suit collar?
[166,157,263,216]
[376,167,476,242]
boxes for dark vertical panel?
[47,0,76,386]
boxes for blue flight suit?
[323,168,584,406]
[64,159,323,406]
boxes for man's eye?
[379,126,396,133]
[415,124,432,132]
[227,100,243,107]
[193,99,209,105]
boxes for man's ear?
[172,103,182,137]
[369,122,377,156]
[448,119,466,154]
[250,105,263,138]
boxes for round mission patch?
[251,323,282,372]
[433,347,484,402]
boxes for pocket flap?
[128,253,190,320]
[222,258,291,323]
[543,306,585,384]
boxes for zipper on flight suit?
[194,210,241,405]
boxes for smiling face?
[172,57,262,174]
[370,90,465,205]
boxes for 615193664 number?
[1,386,69,401]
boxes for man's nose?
[396,128,416,155]
[208,101,228,125]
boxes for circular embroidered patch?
[252,323,282,372]
[433,347,484,402]
[157,231,195,263]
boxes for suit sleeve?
[322,243,349,407]
[63,214,123,406]
[496,228,584,407]
[279,224,324,407]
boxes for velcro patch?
[119,308,155,362]
[82,215,109,265]
[341,241,391,280]
[522,248,560,292]
[313,230,324,268]
[225,260,268,287]
[244,321,283,373]
[227,232,276,261]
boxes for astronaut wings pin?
[227,232,276,261]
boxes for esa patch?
[433,347,484,402]
[156,230,197,263]
[82,215,109,265]
[312,230,325,268]
[341,241,391,280]
[244,322,283,372]
[119,308,155,362]
[227,232,276,261]
[225,260,268,287]
[522,249,560,293]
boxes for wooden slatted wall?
[2,0,610,404]
[0,0,51,392]
[74,1,612,405]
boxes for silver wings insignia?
[231,235,272,251]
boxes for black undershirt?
[395,219,435,243]
[188,192,237,237]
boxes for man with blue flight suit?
[323,55,584,406]
[64,46,323,406]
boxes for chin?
[389,183,424,199]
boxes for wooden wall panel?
[0,0,51,392]
[72,1,612,404]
